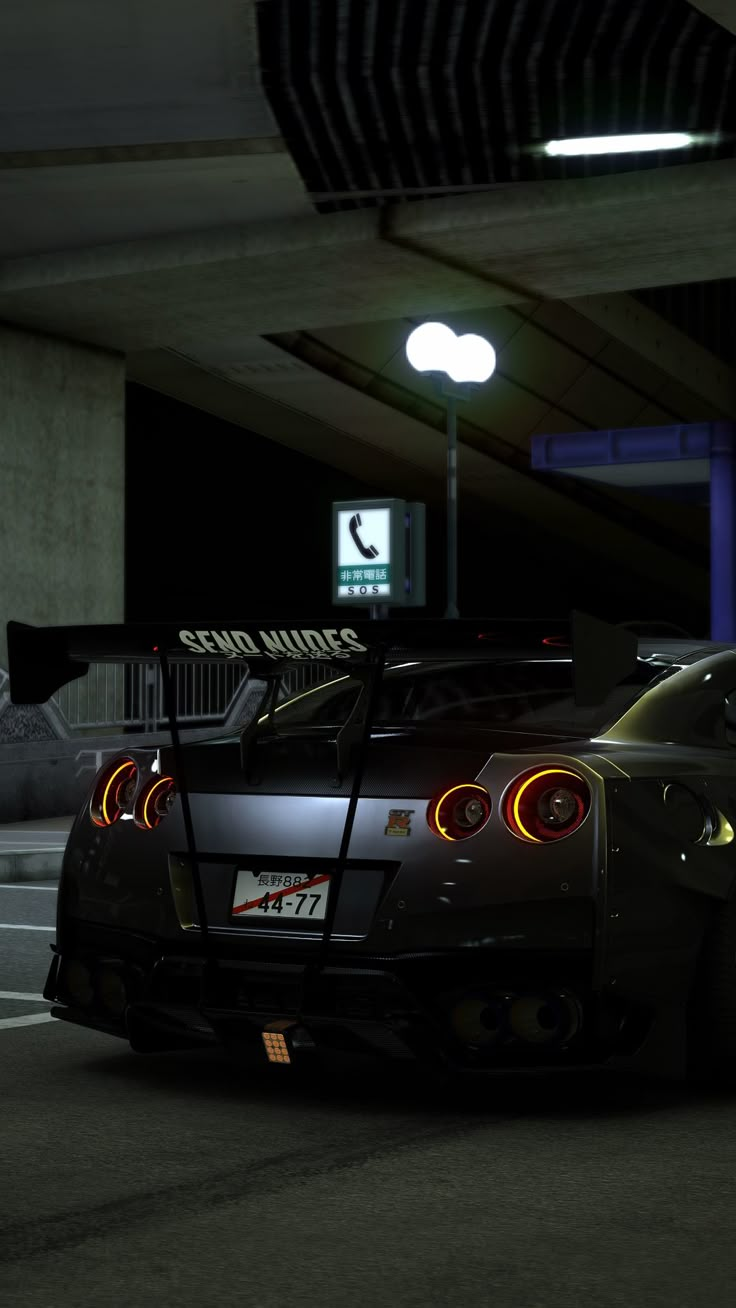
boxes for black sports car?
[8,612,736,1082]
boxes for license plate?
[232,869,330,921]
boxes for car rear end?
[44,650,645,1074]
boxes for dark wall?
[125,383,439,621]
[125,384,709,633]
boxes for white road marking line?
[0,1013,55,1030]
[0,847,65,853]
[0,836,67,843]
[0,924,55,931]
[0,991,49,1002]
[0,885,58,890]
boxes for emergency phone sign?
[331,497,425,608]
[335,506,392,599]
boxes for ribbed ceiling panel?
[256,0,736,211]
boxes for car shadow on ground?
[81,1042,735,1121]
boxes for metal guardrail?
[276,662,347,700]
[0,659,344,739]
[50,662,249,733]
[45,660,341,736]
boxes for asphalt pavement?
[2,881,736,1307]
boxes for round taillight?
[427,783,492,841]
[90,757,138,828]
[503,767,591,843]
[134,776,176,830]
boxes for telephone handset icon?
[349,512,379,559]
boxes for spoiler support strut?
[301,644,387,1008]
[158,648,210,954]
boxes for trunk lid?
[167,724,573,797]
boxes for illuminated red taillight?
[503,768,591,843]
[90,757,138,828]
[427,783,492,841]
[134,776,177,830]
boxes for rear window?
[270,658,664,735]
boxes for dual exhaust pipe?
[449,989,582,1050]
[60,958,129,1020]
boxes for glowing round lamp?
[405,322,457,373]
[446,333,496,384]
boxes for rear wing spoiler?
[6,611,638,709]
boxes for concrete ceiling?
[1,0,735,617]
[3,158,736,346]
[0,0,276,152]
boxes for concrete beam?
[0,0,274,152]
[0,137,287,169]
[0,154,312,260]
[383,158,736,303]
[569,292,736,419]
[1,159,735,354]
[0,209,498,353]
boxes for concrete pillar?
[0,323,125,673]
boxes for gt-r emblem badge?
[385,809,414,837]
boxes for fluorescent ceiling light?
[544,132,693,157]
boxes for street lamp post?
[445,388,459,619]
[406,322,496,619]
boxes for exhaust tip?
[449,994,512,1048]
[62,959,94,1008]
[97,968,128,1019]
[508,992,582,1046]
[448,989,582,1049]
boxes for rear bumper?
[43,915,662,1073]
